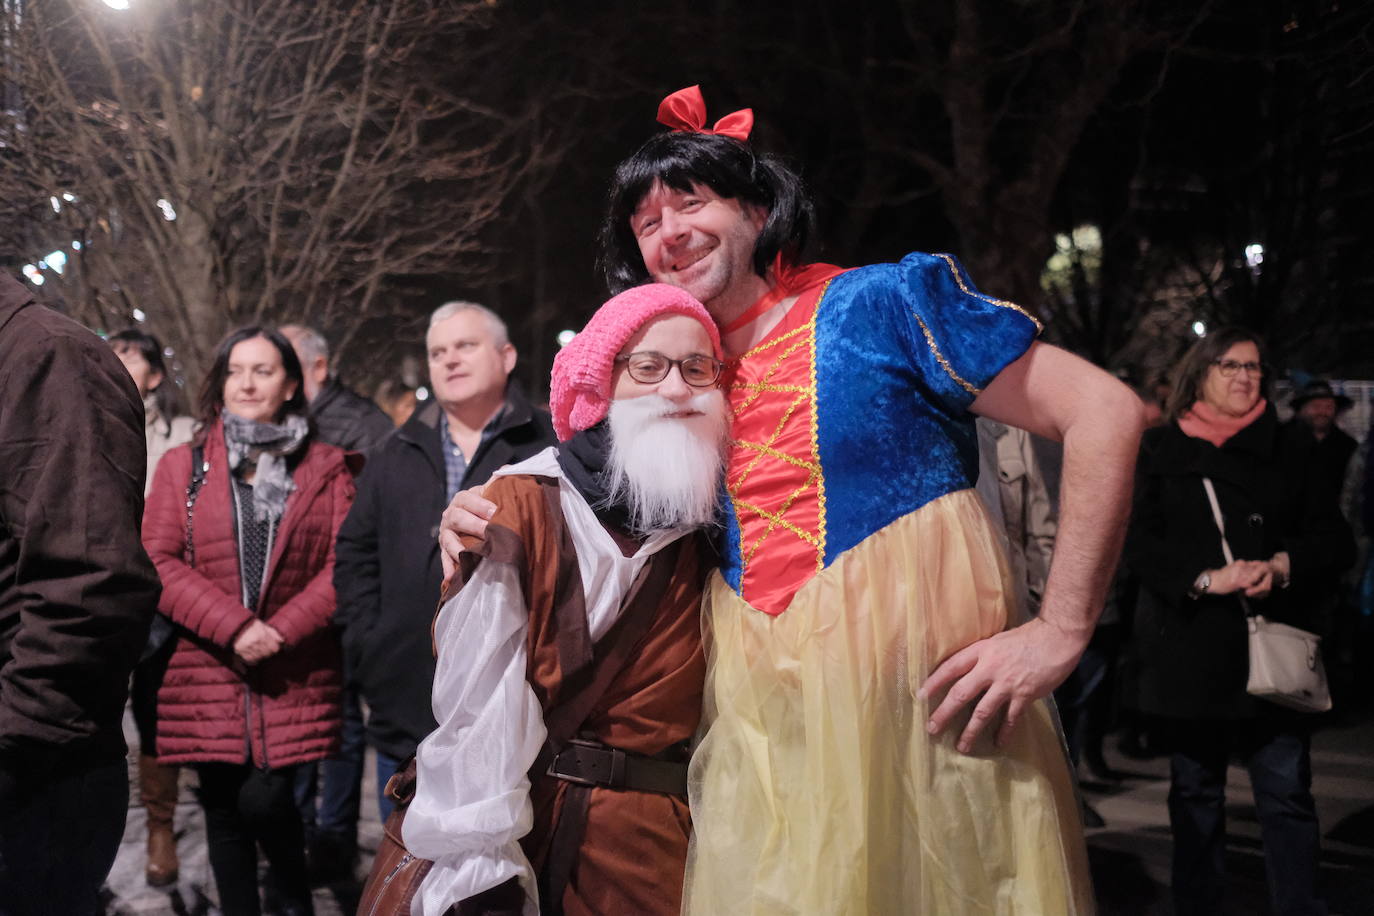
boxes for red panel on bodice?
[723,283,830,616]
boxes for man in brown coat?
[0,273,162,915]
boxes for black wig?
[598,130,816,294]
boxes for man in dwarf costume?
[404,283,730,915]
[443,86,1147,913]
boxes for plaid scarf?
[221,410,310,522]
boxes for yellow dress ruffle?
[683,489,1094,915]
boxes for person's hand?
[233,620,284,665]
[917,616,1089,755]
[1243,565,1274,599]
[438,484,495,583]
[1268,551,1291,589]
[1207,559,1270,596]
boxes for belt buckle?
[547,739,627,789]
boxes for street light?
[1192,320,1207,337]
[101,0,131,10]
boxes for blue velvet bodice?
[719,251,1040,599]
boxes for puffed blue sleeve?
[894,251,1042,413]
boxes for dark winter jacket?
[143,420,356,767]
[334,384,556,759]
[1281,419,1357,513]
[1365,432,1374,537]
[311,377,395,454]
[0,274,161,794]
[1125,405,1355,720]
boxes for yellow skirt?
[683,490,1094,915]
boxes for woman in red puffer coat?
[142,326,355,916]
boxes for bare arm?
[919,342,1145,752]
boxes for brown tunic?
[459,473,710,916]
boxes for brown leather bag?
[356,759,432,916]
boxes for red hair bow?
[656,85,753,142]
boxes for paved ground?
[102,708,1374,915]
[1084,710,1374,915]
[102,708,384,916]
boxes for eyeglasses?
[614,351,724,387]
[1212,359,1263,378]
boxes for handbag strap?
[183,443,208,566]
[1201,476,1253,616]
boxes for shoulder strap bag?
[1201,477,1331,713]
[141,444,207,662]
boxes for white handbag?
[1201,478,1332,713]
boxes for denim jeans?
[1167,718,1326,916]
[294,682,366,841]
[374,749,406,823]
[0,759,128,916]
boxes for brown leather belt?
[546,738,689,796]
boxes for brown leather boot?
[138,753,180,887]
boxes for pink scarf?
[1177,398,1267,447]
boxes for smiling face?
[426,309,515,410]
[222,335,297,424]
[1200,339,1263,418]
[630,181,769,320]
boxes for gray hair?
[279,324,330,364]
[427,301,510,348]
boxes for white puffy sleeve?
[404,557,544,916]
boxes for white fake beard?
[603,390,731,533]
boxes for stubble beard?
[653,223,765,322]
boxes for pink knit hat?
[550,283,722,441]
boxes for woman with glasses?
[142,327,356,916]
[1124,325,1353,915]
